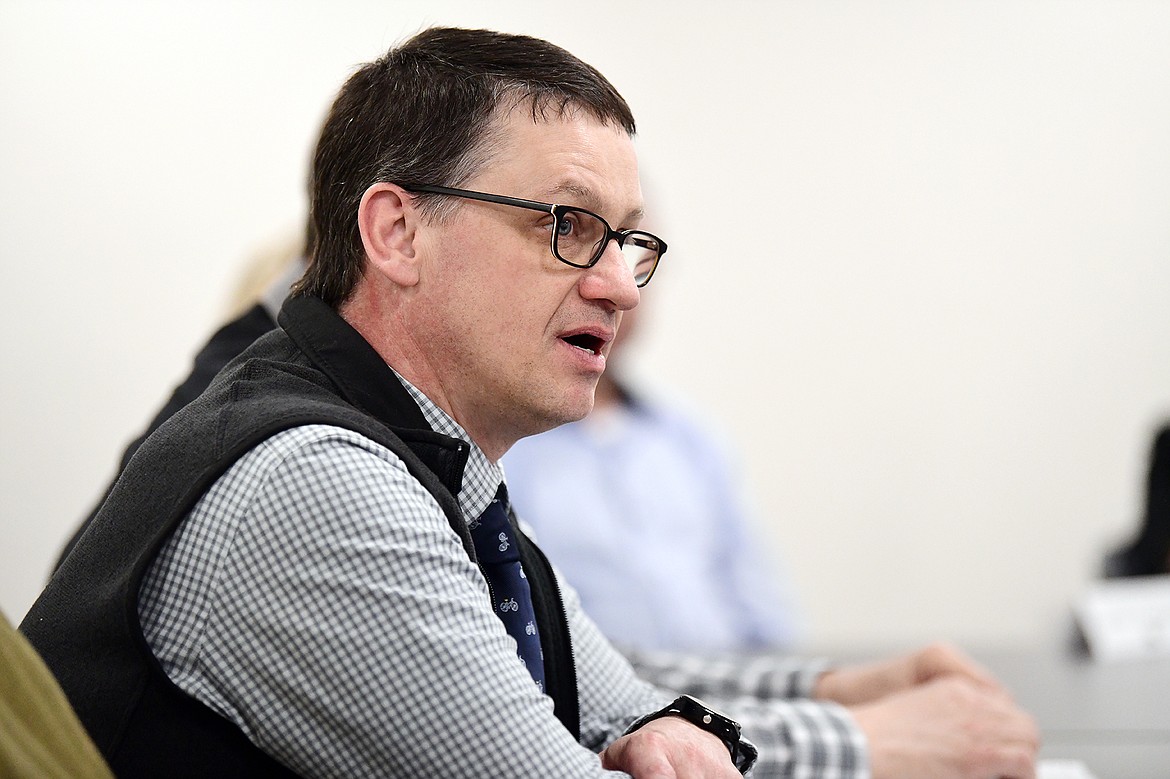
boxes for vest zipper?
[476,562,497,612]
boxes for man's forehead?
[482,107,643,220]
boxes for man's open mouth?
[561,333,606,356]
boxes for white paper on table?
[1074,574,1170,662]
[1037,758,1097,779]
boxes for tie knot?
[492,482,509,510]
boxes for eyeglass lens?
[554,210,660,287]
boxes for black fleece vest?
[21,296,579,777]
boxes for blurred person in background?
[1104,423,1170,578]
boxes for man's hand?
[600,716,741,779]
[814,641,1002,705]
[850,675,1040,779]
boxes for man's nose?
[579,240,640,311]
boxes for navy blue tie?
[470,484,546,692]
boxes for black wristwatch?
[626,694,757,772]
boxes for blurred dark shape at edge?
[1105,424,1170,578]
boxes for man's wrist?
[626,694,757,773]
[814,667,840,700]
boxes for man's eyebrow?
[547,183,645,224]
[547,182,593,202]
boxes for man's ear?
[358,182,421,287]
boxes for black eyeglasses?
[404,184,666,287]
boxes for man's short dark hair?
[294,27,637,306]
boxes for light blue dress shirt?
[503,389,801,653]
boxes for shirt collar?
[396,373,503,521]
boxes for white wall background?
[2,0,1168,652]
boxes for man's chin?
[548,402,593,430]
[526,392,595,436]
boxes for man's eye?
[556,217,575,236]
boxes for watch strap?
[625,695,757,773]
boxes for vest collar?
[277,294,470,496]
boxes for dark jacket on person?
[20,295,579,777]
[1105,425,1170,578]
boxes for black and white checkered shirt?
[139,378,865,776]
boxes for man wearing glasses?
[25,26,1037,779]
